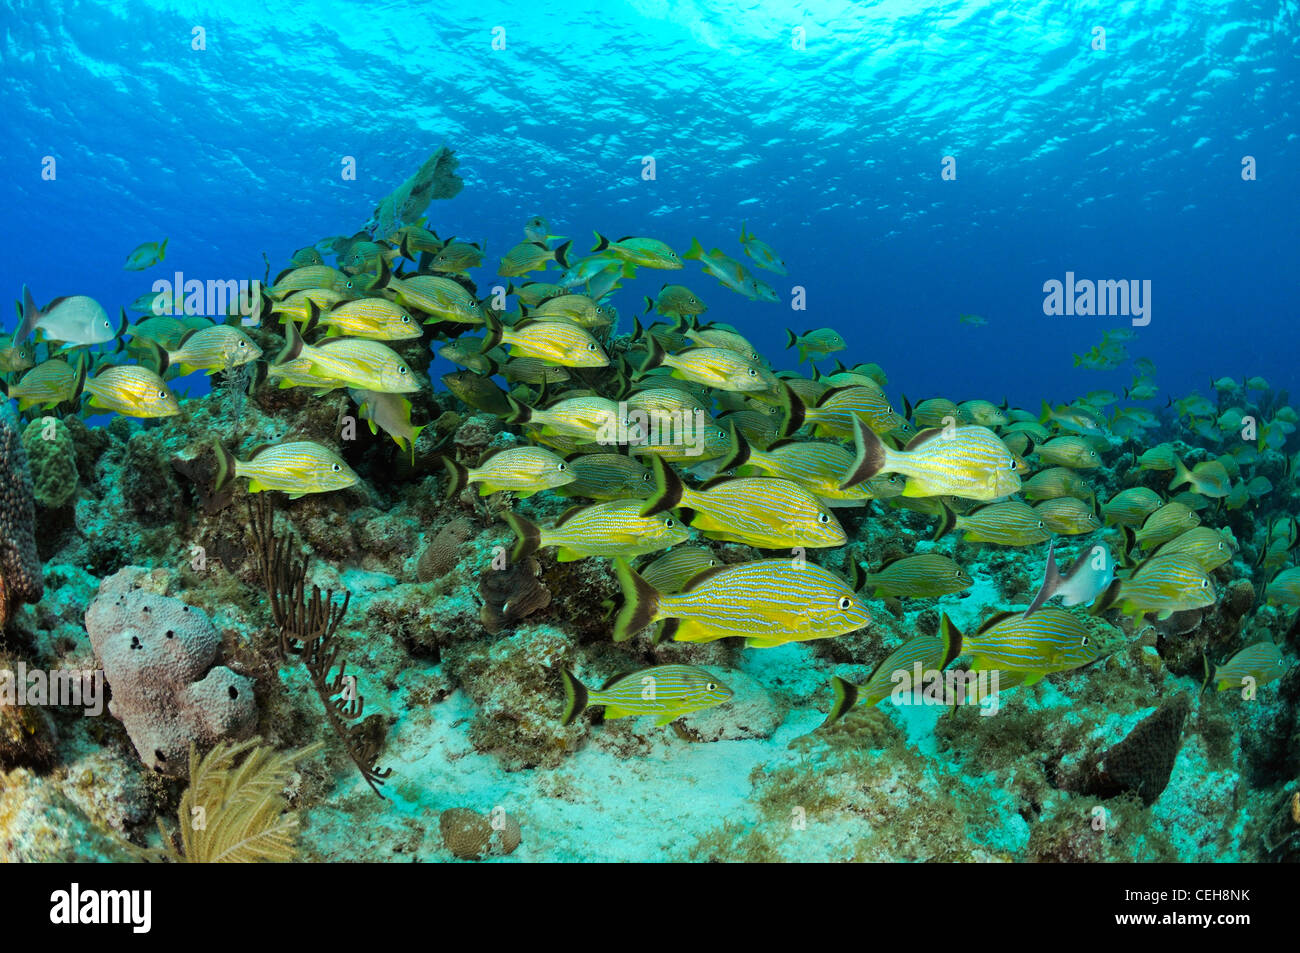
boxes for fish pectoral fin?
[602,706,632,720]
[653,712,680,727]
[1022,671,1045,686]
[555,548,583,562]
[745,637,785,649]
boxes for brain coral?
[0,408,44,626]
[84,569,256,775]
[20,415,78,508]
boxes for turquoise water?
[0,1,1297,864]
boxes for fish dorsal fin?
[245,443,272,460]
[681,563,731,592]
[904,428,945,452]
[976,610,1019,635]
[874,553,909,572]
[815,384,858,406]
[554,505,586,528]
[475,445,509,468]
[766,437,798,451]
[699,474,737,492]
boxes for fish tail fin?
[560,669,589,726]
[553,240,572,270]
[1169,455,1191,491]
[502,510,541,562]
[824,676,859,725]
[636,333,665,380]
[932,503,956,542]
[717,422,751,472]
[442,457,469,499]
[114,306,128,338]
[159,237,168,261]
[840,418,886,490]
[70,353,89,404]
[591,231,611,253]
[398,235,414,262]
[641,455,683,516]
[16,285,39,341]
[901,393,913,422]
[1023,539,1060,618]
[275,316,305,365]
[1091,577,1122,616]
[145,339,170,377]
[481,310,503,353]
[613,558,661,642]
[1120,527,1138,567]
[778,382,805,439]
[784,328,797,350]
[504,395,532,425]
[642,295,655,315]
[939,613,964,666]
[211,440,237,492]
[1039,399,1052,425]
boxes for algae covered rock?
[20,415,78,508]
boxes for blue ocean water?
[3,0,1296,408]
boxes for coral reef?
[438,806,522,860]
[20,415,78,508]
[84,567,257,775]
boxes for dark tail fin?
[146,339,170,376]
[560,669,589,726]
[211,440,237,492]
[635,333,665,380]
[778,382,805,438]
[591,231,611,253]
[275,318,305,365]
[442,457,469,498]
[641,456,685,516]
[840,418,887,490]
[553,240,572,270]
[824,676,859,725]
[933,504,956,542]
[502,511,541,562]
[939,613,965,663]
[613,558,661,642]
[717,423,751,473]
[481,310,504,353]
[504,395,532,425]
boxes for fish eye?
[332,463,342,472]
[837,596,853,610]
[705,682,716,691]
[399,366,408,374]
[818,512,829,523]
[1010,461,1018,470]
[665,518,675,527]
[1082,637,1090,647]
[689,298,697,304]
[642,473,652,482]
[747,368,758,376]
[558,462,567,471]
[238,340,247,347]
[1036,520,1044,528]
[402,315,411,323]
[587,343,597,351]
[1201,579,1209,588]
[955,571,962,578]
[157,390,166,398]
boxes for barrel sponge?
[85,570,256,775]
[19,415,78,508]
[0,408,44,620]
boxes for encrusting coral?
[0,407,44,627]
[20,416,78,508]
[84,567,257,775]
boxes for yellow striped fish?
[1265,567,1300,606]
[613,557,871,648]
[84,365,179,418]
[936,500,1050,546]
[1,358,84,410]
[1111,552,1215,622]
[1208,642,1286,693]
[1150,527,1235,573]
[1033,497,1101,535]
[904,396,960,429]
[270,265,350,298]
[351,390,426,458]
[557,453,654,500]
[504,500,689,562]
[786,385,906,439]
[443,446,573,498]
[641,457,846,549]
[376,269,484,324]
[956,400,1008,428]
[212,440,358,498]
[722,431,881,505]
[637,546,719,593]
[843,419,1023,501]
[853,553,972,599]
[951,610,1121,684]
[637,338,766,392]
[482,313,608,368]
[561,665,731,726]
[1022,466,1092,501]
[498,240,573,278]
[153,325,262,376]
[1101,487,1164,527]
[316,298,420,340]
[276,322,419,393]
[1133,502,1200,549]
[524,294,612,329]
[824,624,963,723]
[505,395,634,444]
[1035,436,1102,469]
